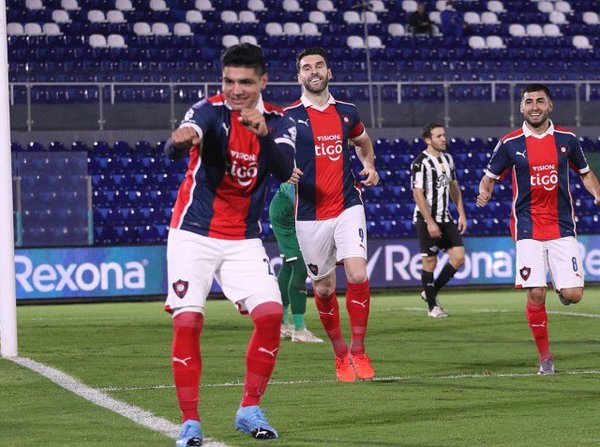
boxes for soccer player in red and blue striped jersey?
[477,83,600,375]
[164,44,297,446]
[285,47,379,382]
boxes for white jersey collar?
[522,119,555,139]
[301,93,336,111]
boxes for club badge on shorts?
[307,263,319,276]
[519,266,531,281]
[172,279,189,298]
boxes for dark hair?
[521,83,552,100]
[422,123,444,140]
[296,47,329,71]
[221,43,265,75]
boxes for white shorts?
[295,205,367,280]
[165,228,281,315]
[515,236,584,291]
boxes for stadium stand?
[7,0,600,245]
[11,137,600,246]
[6,0,600,104]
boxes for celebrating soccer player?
[285,47,379,382]
[477,83,600,375]
[164,43,297,446]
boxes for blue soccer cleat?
[538,357,555,376]
[176,420,203,447]
[234,405,279,439]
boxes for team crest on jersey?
[341,114,351,126]
[435,173,449,188]
[307,263,319,275]
[560,145,568,156]
[172,279,189,298]
[519,266,531,281]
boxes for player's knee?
[422,256,437,272]
[314,284,335,299]
[346,270,368,284]
[528,287,546,303]
[561,288,584,304]
[251,301,283,323]
[453,255,465,268]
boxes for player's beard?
[524,111,550,129]
[432,142,446,152]
[303,75,329,94]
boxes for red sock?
[172,311,203,422]
[314,290,348,357]
[242,302,283,407]
[346,279,371,355]
[526,300,551,360]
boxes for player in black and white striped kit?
[411,123,467,318]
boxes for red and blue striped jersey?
[170,94,296,240]
[485,121,590,241]
[284,95,366,221]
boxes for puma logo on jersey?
[172,356,192,366]
[298,118,310,127]
[515,149,527,159]
[350,299,369,308]
[258,347,279,357]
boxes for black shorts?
[415,219,464,257]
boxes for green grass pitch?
[1,287,599,446]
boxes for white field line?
[100,369,600,393]
[404,307,600,318]
[12,307,599,444]
[99,307,600,393]
[8,357,230,447]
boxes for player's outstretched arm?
[580,169,600,205]
[240,109,295,182]
[165,127,203,160]
[239,108,268,137]
[476,175,496,207]
[352,133,379,186]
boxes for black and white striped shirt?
[410,150,456,223]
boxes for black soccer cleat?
[251,427,278,440]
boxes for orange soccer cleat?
[351,353,375,381]
[335,353,356,382]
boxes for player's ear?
[260,72,268,90]
[327,68,333,80]
[519,101,524,114]
[548,99,553,113]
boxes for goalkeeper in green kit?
[269,182,324,343]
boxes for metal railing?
[9,80,600,130]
